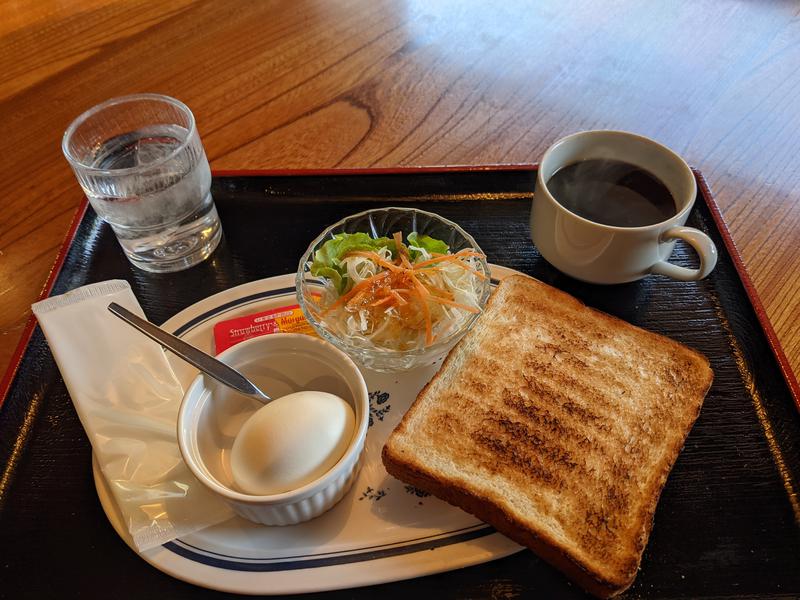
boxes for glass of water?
[62,93,222,273]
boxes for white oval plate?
[93,265,523,595]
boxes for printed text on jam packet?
[213,304,316,354]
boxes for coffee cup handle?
[650,226,718,281]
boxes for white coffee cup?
[530,130,717,284]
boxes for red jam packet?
[213,304,316,355]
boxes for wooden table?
[2,0,799,385]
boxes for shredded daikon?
[311,232,487,351]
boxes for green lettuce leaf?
[311,266,343,294]
[310,233,396,294]
[407,232,449,260]
[310,231,452,294]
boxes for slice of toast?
[382,274,712,598]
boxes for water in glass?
[84,124,220,272]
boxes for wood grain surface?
[1,0,799,384]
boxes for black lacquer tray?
[0,167,798,599]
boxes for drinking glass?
[62,93,222,273]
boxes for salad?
[307,231,487,351]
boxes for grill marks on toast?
[383,275,713,597]
[425,347,641,550]
[474,413,580,473]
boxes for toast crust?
[382,450,623,598]
[382,274,713,598]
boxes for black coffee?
[546,159,676,227]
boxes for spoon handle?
[108,302,271,403]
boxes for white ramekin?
[177,333,369,525]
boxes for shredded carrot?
[412,253,486,277]
[393,232,409,262]
[424,284,454,299]
[346,289,369,310]
[322,270,390,315]
[413,266,446,275]
[407,271,432,345]
[414,254,488,280]
[430,249,481,258]
[411,254,451,269]
[370,295,394,307]
[409,273,429,296]
[343,250,402,272]
[320,232,487,347]
[389,290,407,305]
[454,249,485,258]
[448,260,489,280]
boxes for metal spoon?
[108,302,272,403]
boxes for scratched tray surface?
[0,170,798,599]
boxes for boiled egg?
[230,391,355,496]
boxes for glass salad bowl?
[296,207,492,372]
